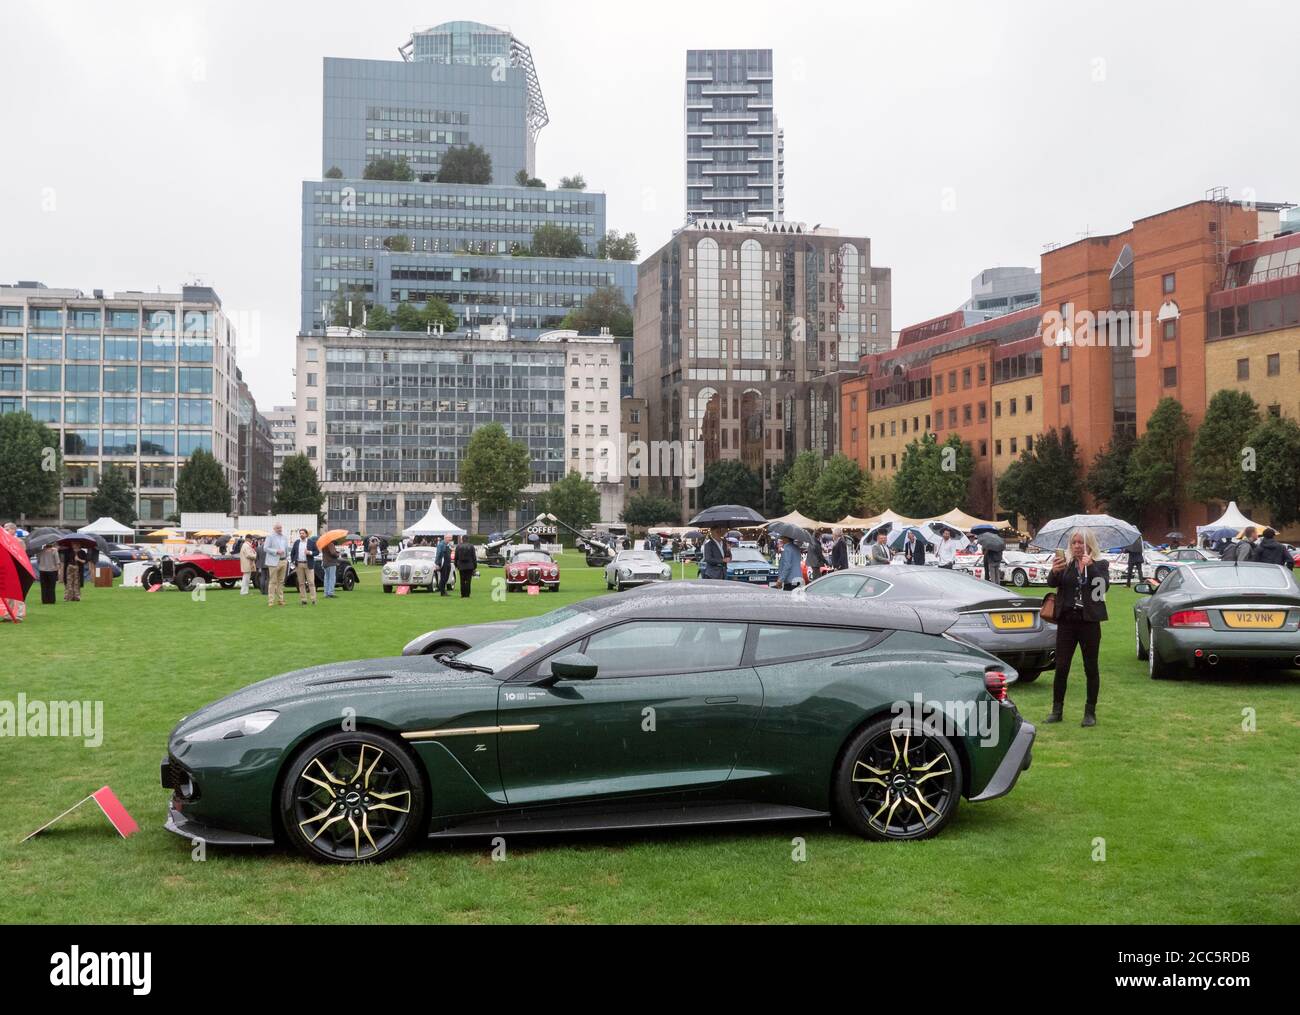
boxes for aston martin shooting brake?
[161,591,1035,862]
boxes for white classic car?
[382,547,455,593]
[604,549,672,591]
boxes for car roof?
[825,565,1022,607]
[1177,560,1300,591]
[572,584,954,635]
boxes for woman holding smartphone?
[1046,528,1109,727]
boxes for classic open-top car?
[161,589,1034,862]
[143,553,244,592]
[1134,561,1300,678]
[505,549,559,591]
[604,549,671,591]
[805,565,1054,682]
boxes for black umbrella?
[26,531,97,554]
[976,532,1006,552]
[767,521,812,546]
[689,504,766,529]
[683,529,704,541]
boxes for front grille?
[527,567,540,583]
[162,756,199,801]
[400,565,411,582]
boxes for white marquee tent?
[78,517,134,537]
[1197,501,1267,537]
[403,501,467,538]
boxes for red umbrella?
[0,527,36,622]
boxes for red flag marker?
[21,786,139,842]
[396,585,410,595]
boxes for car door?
[497,619,764,806]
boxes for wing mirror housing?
[550,653,599,681]
[1133,581,1156,595]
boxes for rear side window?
[584,621,747,677]
[857,577,892,598]
[806,574,867,597]
[753,625,878,664]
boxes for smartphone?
[1054,549,1066,561]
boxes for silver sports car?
[604,549,672,591]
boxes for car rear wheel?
[174,567,200,592]
[219,580,237,590]
[833,718,962,841]
[280,731,425,864]
[1011,569,1028,588]
[341,570,356,592]
[1148,625,1172,679]
[1135,619,1148,660]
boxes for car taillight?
[1169,610,1211,628]
[983,670,1008,701]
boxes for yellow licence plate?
[1222,611,1285,629]
[990,612,1034,630]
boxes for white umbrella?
[1034,514,1140,551]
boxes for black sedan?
[805,565,1056,683]
[1134,562,1300,678]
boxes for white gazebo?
[1198,501,1267,538]
[402,501,467,538]
[78,517,134,538]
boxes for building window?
[1026,435,1034,451]
[994,401,1001,418]
[1267,353,1280,376]
[1010,437,1018,455]
[935,375,943,395]
[306,373,318,387]
[978,402,986,422]
[962,404,972,424]
[978,440,987,457]
[1010,398,1018,416]
[1163,367,1177,388]
[977,364,986,385]
[1061,345,1070,362]
[1163,320,1177,341]
[995,439,1003,456]
[1237,358,1249,380]
[1025,394,1033,413]
[1061,385,1070,405]
[1163,273,1176,294]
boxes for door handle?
[705,696,739,705]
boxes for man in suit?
[870,531,893,565]
[289,528,318,606]
[435,535,453,596]
[903,530,927,566]
[453,537,477,598]
[830,528,850,571]
[700,525,731,580]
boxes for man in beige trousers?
[289,528,318,606]
[263,524,289,607]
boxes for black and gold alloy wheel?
[282,731,424,862]
[834,719,962,841]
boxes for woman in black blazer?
[1046,529,1109,727]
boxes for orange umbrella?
[316,529,348,551]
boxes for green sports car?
[1133,561,1300,678]
[161,591,1035,862]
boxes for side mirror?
[1133,582,1156,595]
[550,652,598,681]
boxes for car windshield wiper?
[438,656,495,676]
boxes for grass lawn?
[1,559,1297,924]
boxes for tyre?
[174,567,199,592]
[1135,619,1148,660]
[833,718,962,841]
[614,579,623,592]
[1011,569,1028,588]
[550,584,559,593]
[1148,624,1172,679]
[1016,669,1042,684]
[142,567,161,588]
[219,580,237,590]
[342,570,356,592]
[280,730,425,864]
[382,584,393,594]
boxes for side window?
[753,626,877,664]
[856,577,892,598]
[806,574,866,598]
[583,621,746,677]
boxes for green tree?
[363,156,414,181]
[597,230,639,261]
[382,234,412,252]
[274,454,324,518]
[460,422,531,516]
[1086,430,1142,524]
[1239,414,1300,527]
[558,174,587,190]
[365,304,393,331]
[329,285,370,329]
[560,285,633,336]
[892,433,975,518]
[1125,397,1192,526]
[394,298,457,333]
[88,464,136,524]
[175,449,232,514]
[436,144,492,184]
[857,471,894,517]
[531,223,584,258]
[0,412,61,520]
[539,471,602,532]
[622,493,682,528]
[812,454,863,522]
[765,463,788,516]
[699,460,763,510]
[996,428,1085,531]
[324,166,343,179]
[780,451,823,517]
[1189,389,1260,505]
[514,168,545,188]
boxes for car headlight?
[661,567,671,578]
[619,568,631,577]
[185,710,279,743]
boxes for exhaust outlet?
[1207,654,1220,666]
[1294,655,1300,667]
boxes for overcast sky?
[2,0,1295,406]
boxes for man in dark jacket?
[435,535,453,596]
[1228,528,1257,562]
[289,529,319,606]
[453,538,477,598]
[830,528,850,570]
[903,530,927,566]
[1124,542,1144,585]
[1252,529,1295,569]
[700,526,731,580]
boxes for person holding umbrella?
[36,540,61,605]
[976,530,1005,583]
[1046,528,1109,728]
[319,530,340,598]
[62,539,91,602]
[830,528,850,571]
[700,525,731,580]
[903,528,926,566]
[776,535,803,590]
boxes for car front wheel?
[280,731,425,864]
[833,718,962,841]
[1011,569,1028,587]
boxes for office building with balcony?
[265,404,297,477]
[633,220,891,516]
[0,282,240,530]
[685,49,784,224]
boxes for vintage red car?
[143,553,244,592]
[504,549,560,591]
